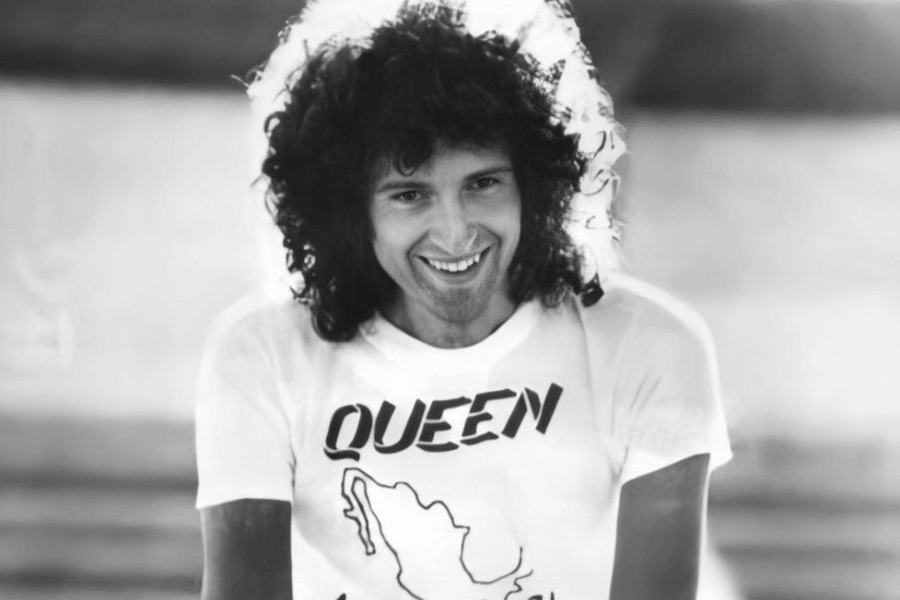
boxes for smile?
[421,250,486,274]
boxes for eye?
[470,177,499,191]
[391,189,422,203]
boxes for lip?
[419,248,487,264]
[416,247,490,282]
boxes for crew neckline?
[360,299,542,367]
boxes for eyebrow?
[373,165,514,194]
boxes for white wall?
[623,113,900,442]
[2,80,898,442]
[0,80,271,419]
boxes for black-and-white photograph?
[1,0,899,599]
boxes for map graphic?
[340,468,532,600]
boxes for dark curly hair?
[262,4,587,341]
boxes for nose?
[430,194,477,255]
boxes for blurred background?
[1,0,899,598]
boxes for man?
[196,2,731,599]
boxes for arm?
[195,309,297,599]
[610,453,710,600]
[200,499,293,600]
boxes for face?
[369,144,522,342]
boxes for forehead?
[372,142,513,184]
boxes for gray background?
[1,1,898,598]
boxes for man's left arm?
[609,452,710,600]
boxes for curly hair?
[262,4,587,341]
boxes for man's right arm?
[200,499,293,600]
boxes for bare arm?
[200,499,293,600]
[610,453,710,600]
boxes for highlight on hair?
[262,4,587,341]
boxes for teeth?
[426,252,482,273]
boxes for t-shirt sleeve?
[613,314,732,485]
[195,310,295,508]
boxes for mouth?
[418,249,489,277]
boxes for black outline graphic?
[340,467,532,600]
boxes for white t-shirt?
[195,273,731,600]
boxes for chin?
[428,291,488,324]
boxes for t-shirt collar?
[360,299,542,368]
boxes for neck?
[383,295,519,349]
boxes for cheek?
[371,217,415,269]
[496,194,522,247]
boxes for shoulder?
[204,293,321,363]
[583,273,714,351]
[571,273,717,374]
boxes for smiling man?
[195,2,732,600]
[369,145,521,347]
